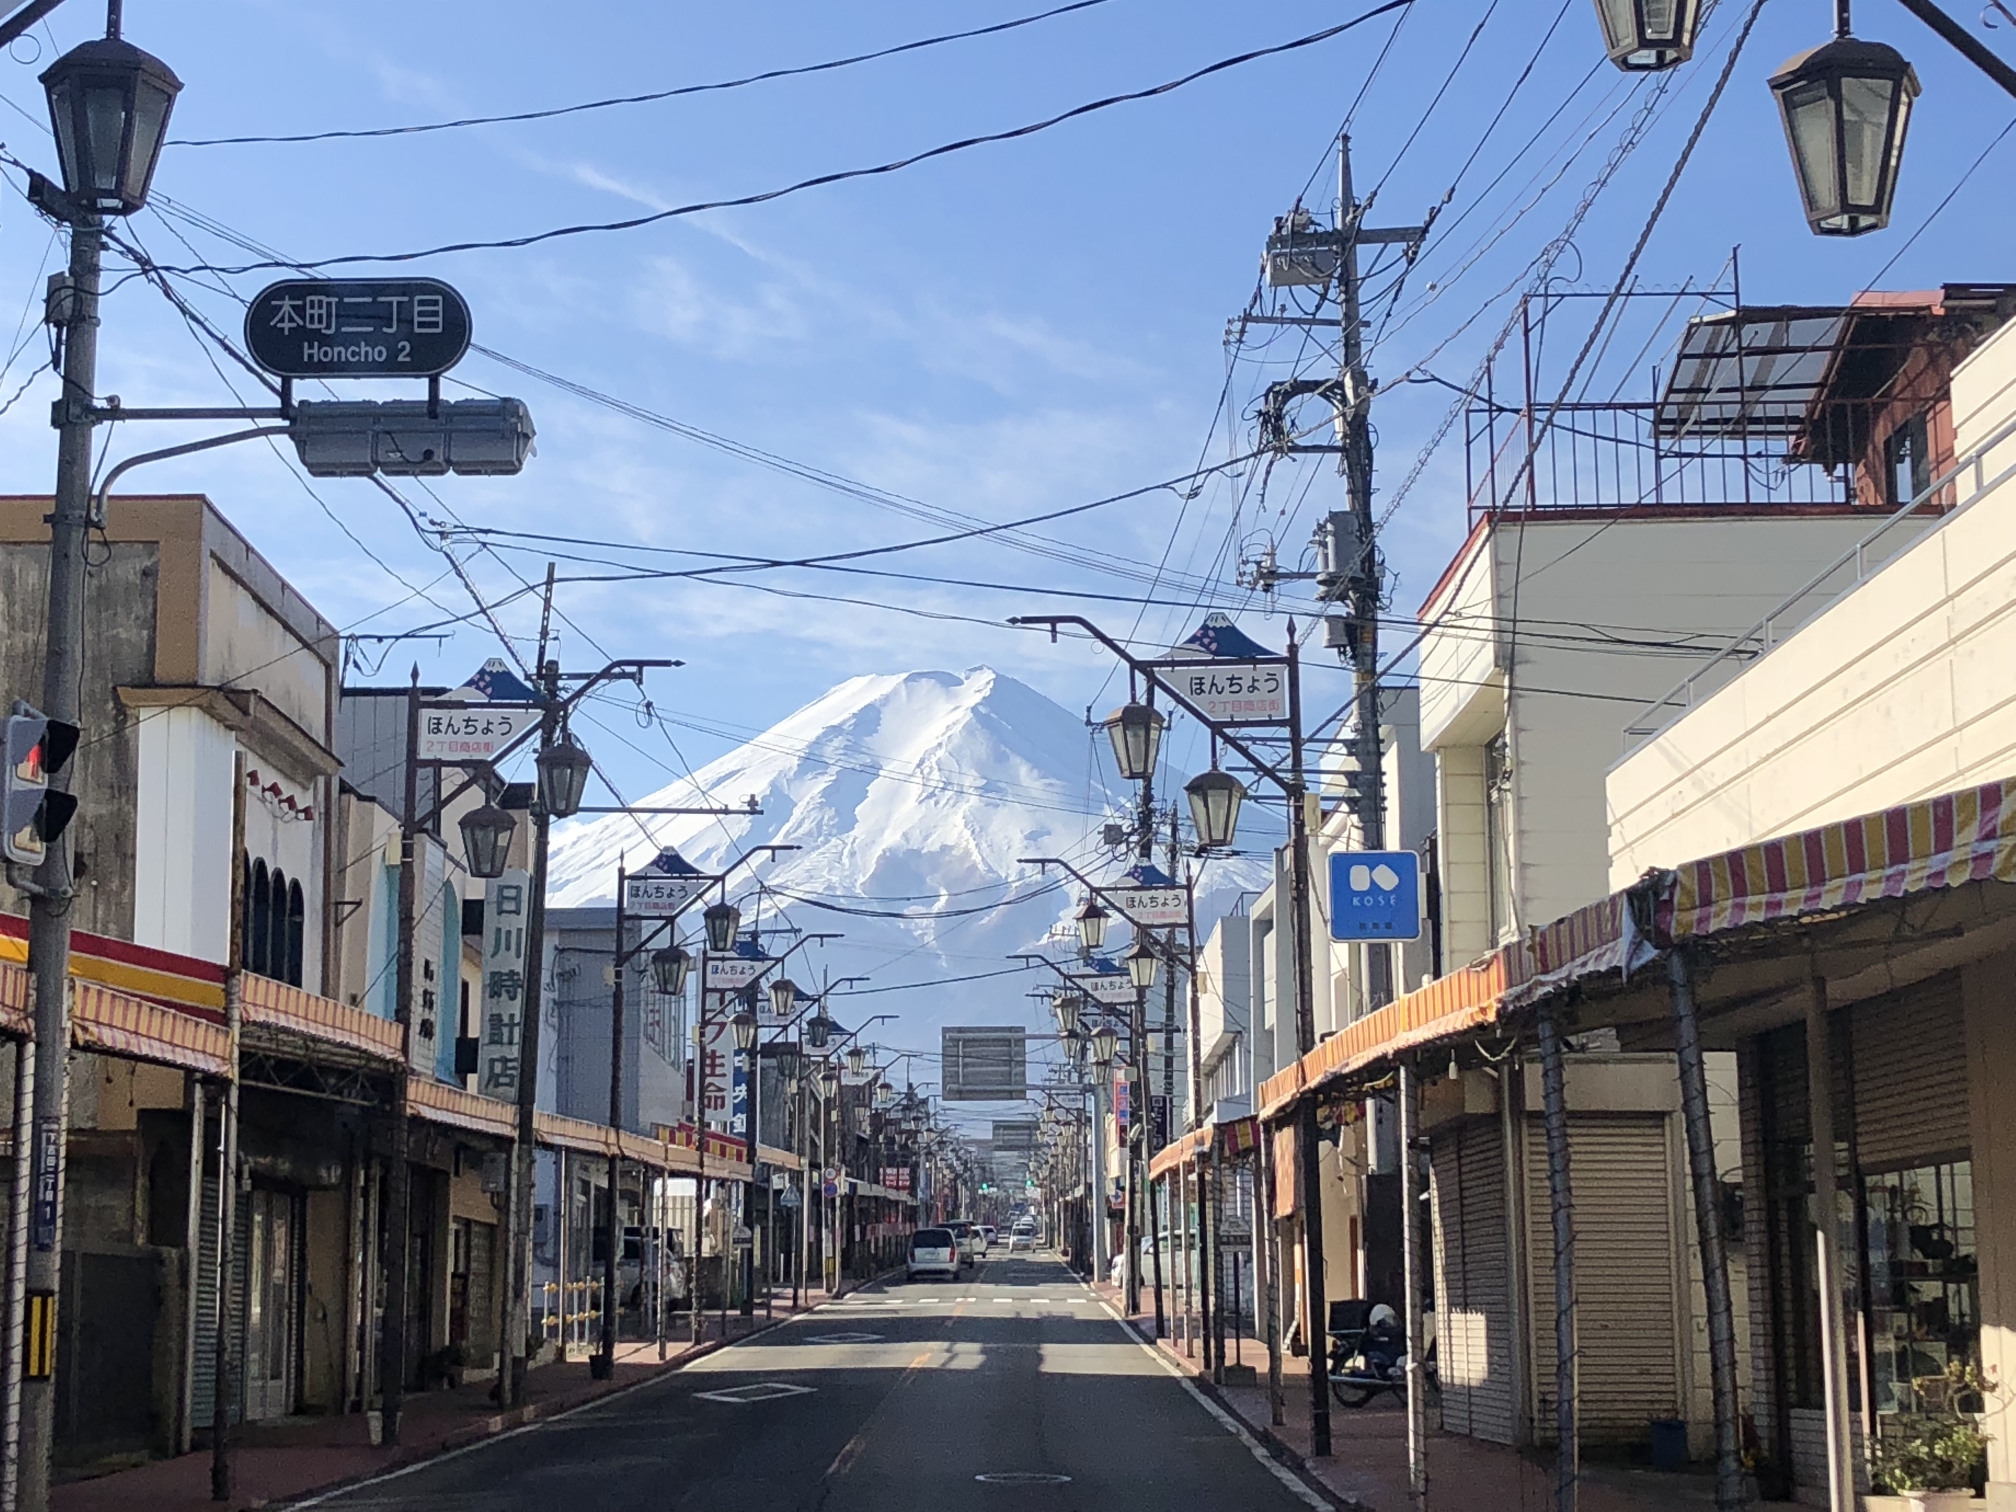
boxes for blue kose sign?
[1328,849,1422,942]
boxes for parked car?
[908,1227,960,1282]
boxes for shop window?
[246,859,270,977]
[1862,1159,1977,1418]
[1886,412,1932,508]
[284,879,305,986]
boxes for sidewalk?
[1093,1282,1791,1512]
[54,1299,819,1512]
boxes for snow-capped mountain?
[544,668,1267,1073]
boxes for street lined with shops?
[295,1256,1326,1512]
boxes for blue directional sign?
[1328,849,1422,942]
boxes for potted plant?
[1873,1365,1994,1510]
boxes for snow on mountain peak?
[544,667,1267,1042]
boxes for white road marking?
[1088,1290,1331,1511]
[693,1381,816,1404]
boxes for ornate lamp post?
[1770,32,1919,234]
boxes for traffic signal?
[3,703,78,868]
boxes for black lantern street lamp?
[819,1060,841,1093]
[806,1011,834,1050]
[1592,0,1700,71]
[768,977,798,1020]
[703,901,740,954]
[1185,769,1247,850]
[1075,897,1109,953]
[40,35,182,217]
[1126,935,1159,992]
[536,732,593,818]
[846,1044,869,1078]
[1770,34,1919,236]
[1090,1022,1119,1070]
[650,943,689,997]
[731,1009,759,1053]
[1052,992,1081,1037]
[458,802,516,879]
[1103,702,1165,782]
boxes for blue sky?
[0,0,2008,806]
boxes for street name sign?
[1075,968,1136,1005]
[1328,849,1422,942]
[417,702,538,762]
[1107,886,1187,925]
[625,847,708,918]
[706,957,764,990]
[1154,659,1287,725]
[247,278,472,379]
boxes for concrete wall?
[1608,320,2016,883]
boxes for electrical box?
[1264,210,1343,288]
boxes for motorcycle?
[1327,1300,1434,1409]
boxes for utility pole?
[504,572,560,1408]
[16,199,100,1512]
[1318,134,1425,1012]
[379,674,421,1442]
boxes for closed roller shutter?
[1526,1115,1682,1444]
[466,1221,497,1368]
[189,1171,248,1428]
[1431,1121,1514,1444]
[1850,973,1968,1171]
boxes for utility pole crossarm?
[1005,616,1293,795]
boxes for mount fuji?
[544,668,1268,1091]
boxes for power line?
[170,0,1119,147]
[135,2,1413,276]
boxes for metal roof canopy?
[1656,284,2016,443]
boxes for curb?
[1121,1317,1371,1512]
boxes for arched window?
[267,869,290,985]
[285,880,305,987]
[247,859,270,977]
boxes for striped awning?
[1257,952,1510,1122]
[242,974,403,1063]
[1256,777,2016,1124]
[1146,1114,1265,1181]
[1660,779,2016,939]
[1148,1124,1213,1181]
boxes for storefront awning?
[1146,1113,1264,1181]
[1257,777,2016,1122]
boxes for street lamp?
[1075,897,1109,953]
[819,1060,841,1094]
[458,802,516,879]
[731,1009,759,1053]
[40,36,182,216]
[1185,769,1246,850]
[536,732,593,818]
[1090,1023,1119,1070]
[703,901,741,954]
[1103,702,1164,782]
[846,1044,869,1078]
[1053,992,1081,1037]
[875,1078,894,1109]
[806,1011,834,1050]
[1591,0,1700,71]
[1770,34,1919,235]
[650,943,689,997]
[1126,935,1159,992]
[768,977,798,1020]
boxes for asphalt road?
[303,1253,1323,1512]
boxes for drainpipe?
[1537,999,1577,1512]
[1805,976,1855,1512]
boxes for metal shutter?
[1849,973,1968,1171]
[466,1220,497,1369]
[1525,1115,1682,1444]
[188,1170,248,1428]
[1431,1121,1514,1444]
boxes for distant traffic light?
[3,703,78,868]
